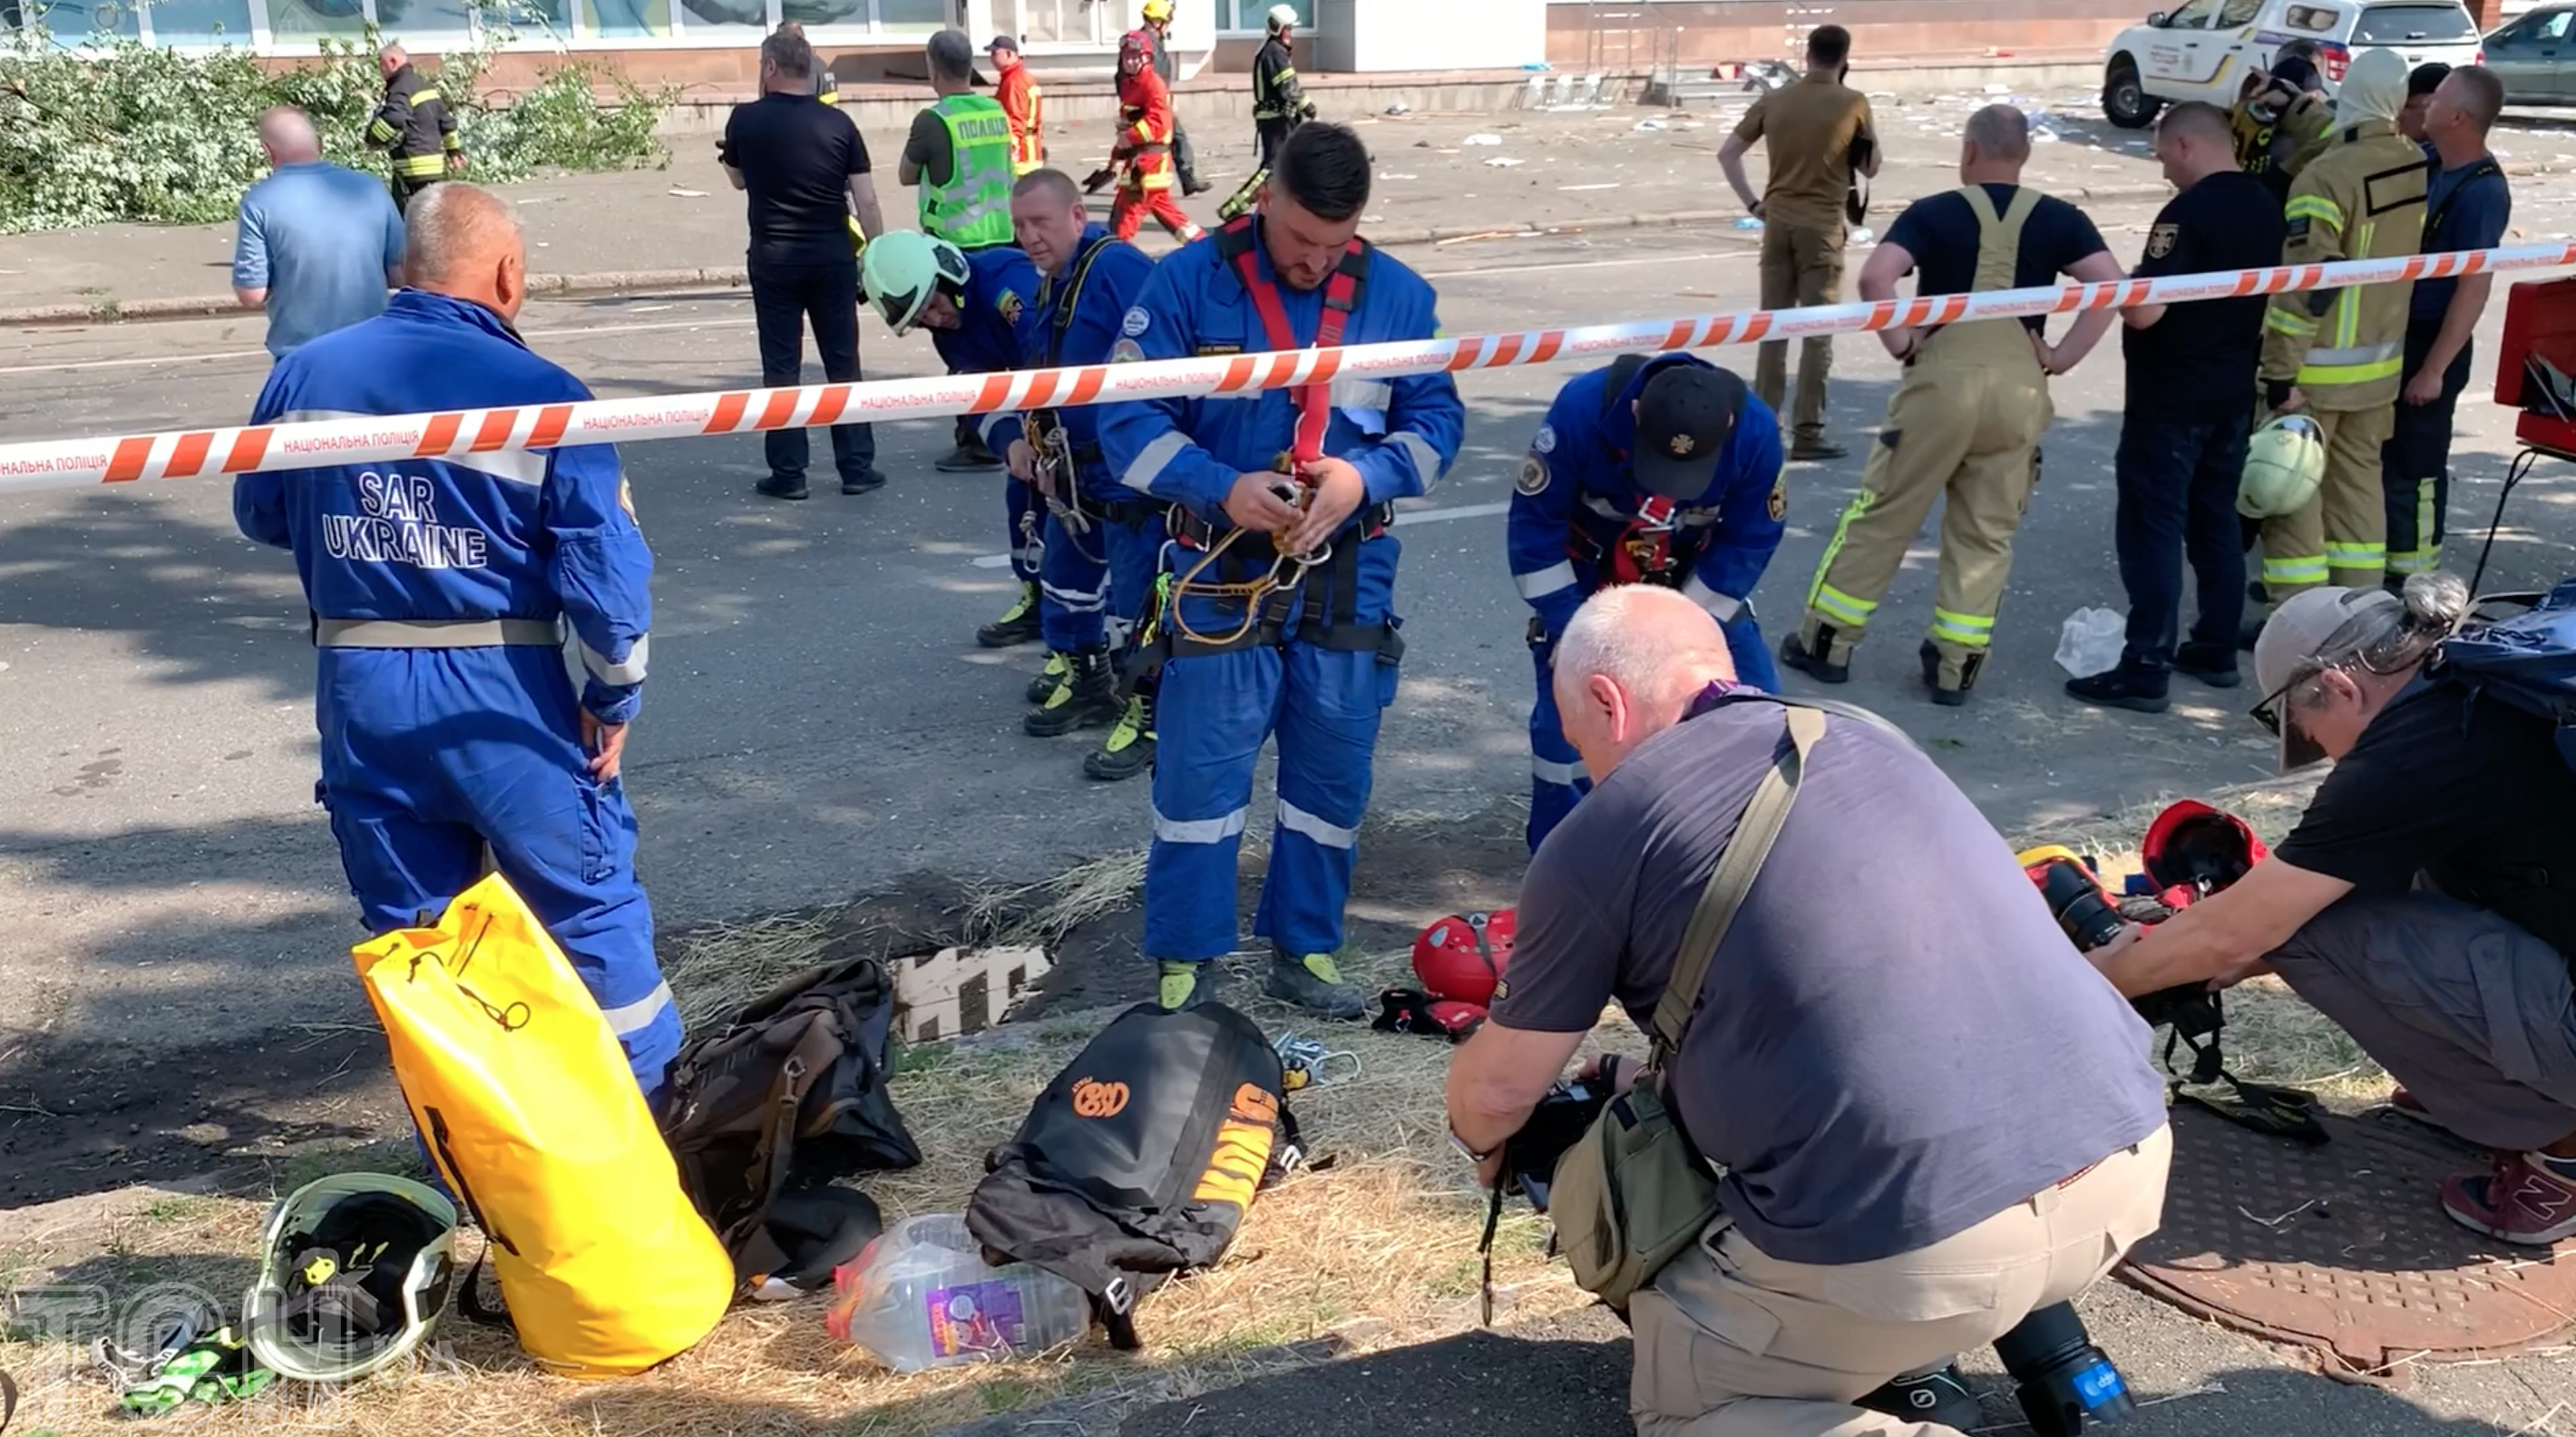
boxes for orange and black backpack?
[965,1001,1300,1348]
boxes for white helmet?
[1266,4,1297,32]
[2238,414,2327,519]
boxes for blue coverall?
[1509,353,1788,851]
[1098,221,1464,966]
[980,225,1166,657]
[932,246,1043,584]
[233,290,679,1101]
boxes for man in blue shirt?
[232,107,405,360]
[2386,65,2512,583]
[980,171,1165,779]
[1098,123,1464,1018]
[863,230,1047,651]
[1508,354,1786,850]
[232,183,678,1104]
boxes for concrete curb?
[12,171,2539,329]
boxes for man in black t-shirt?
[721,28,886,501]
[2072,103,2288,713]
[2093,575,2576,1247]
[1786,104,2127,705]
[1451,586,2169,1433]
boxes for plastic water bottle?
[824,1214,1090,1372]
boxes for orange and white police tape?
[1,240,2571,497]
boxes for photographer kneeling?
[1445,586,2171,1437]
[2092,573,2576,1246]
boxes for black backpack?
[2432,578,2576,776]
[966,1002,1300,1348]
[659,956,922,1295]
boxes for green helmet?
[861,230,971,336]
[2239,414,2326,519]
[242,1173,457,1383]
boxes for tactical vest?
[921,94,1016,249]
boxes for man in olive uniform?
[1783,105,2127,705]
[368,44,464,214]
[2251,47,2429,615]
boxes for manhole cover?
[2119,1104,2576,1385]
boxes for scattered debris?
[1463,133,1503,146]
[1732,216,1765,231]
[1484,157,1526,168]
[668,186,708,198]
[1384,102,1410,115]
[1376,172,1419,181]
[1558,182,1620,191]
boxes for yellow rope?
[1166,481,1329,649]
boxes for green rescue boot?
[1158,959,1225,1011]
[1025,650,1070,705]
[1025,650,1121,737]
[1083,690,1156,781]
[977,581,1042,649]
[1265,950,1366,1021]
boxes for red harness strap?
[1222,215,1369,467]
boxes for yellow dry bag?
[353,874,732,1379]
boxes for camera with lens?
[1498,1074,1611,1211]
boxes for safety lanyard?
[1226,229,1366,466]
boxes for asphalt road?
[5,198,2574,1067]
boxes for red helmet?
[1412,909,1515,1006]
[1118,29,1151,73]
[2141,800,2269,905]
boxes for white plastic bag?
[2055,607,2127,679]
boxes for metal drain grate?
[2120,1105,2576,1385]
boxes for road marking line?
[963,499,1510,567]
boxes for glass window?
[2162,0,2226,30]
[1225,0,1308,31]
[782,0,864,22]
[582,0,667,38]
[374,0,479,44]
[2285,4,2341,30]
[2544,10,2575,39]
[486,0,571,39]
[144,0,256,42]
[46,0,142,39]
[2219,0,2263,25]
[874,0,942,30]
[2351,3,2478,42]
[262,0,369,42]
[676,0,766,35]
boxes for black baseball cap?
[987,34,1019,54]
[1631,365,1747,499]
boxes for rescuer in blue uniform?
[1508,353,1787,851]
[861,230,1044,649]
[978,170,1166,780]
[1098,123,1464,1018]
[231,184,678,1102]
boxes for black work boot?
[1779,625,1850,683]
[1025,650,1121,737]
[977,581,1043,649]
[1859,1364,1981,1431]
[1789,438,1848,462]
[1024,650,1069,705]
[755,473,809,501]
[1158,959,1225,1012]
[2065,662,2171,714]
[1084,690,1157,782]
[934,438,1002,473]
[1920,641,1979,708]
[1264,950,1367,1021]
[2173,640,2243,689]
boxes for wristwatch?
[1449,1127,1495,1165]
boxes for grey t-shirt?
[1491,690,2167,1266]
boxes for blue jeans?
[2114,409,2249,671]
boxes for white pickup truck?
[2102,0,2487,127]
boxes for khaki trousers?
[2258,402,2393,595]
[1758,221,1846,445]
[1799,344,2052,687]
[1631,1125,2171,1437]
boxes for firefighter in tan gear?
[2252,47,2428,612]
[1782,105,2127,705]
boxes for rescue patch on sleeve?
[2286,216,2310,243]
[1517,455,1551,496]
[1121,306,1151,337]
[1767,477,1786,522]
[1110,337,1146,364]
[2145,223,2178,260]
[998,290,1025,326]
[1531,424,1556,455]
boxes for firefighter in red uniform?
[987,34,1045,177]
[1111,29,1204,245]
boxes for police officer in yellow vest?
[1784,105,2128,705]
[2251,47,2428,617]
[901,27,1020,474]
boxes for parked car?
[2103,0,2486,127]
[2484,4,2575,102]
